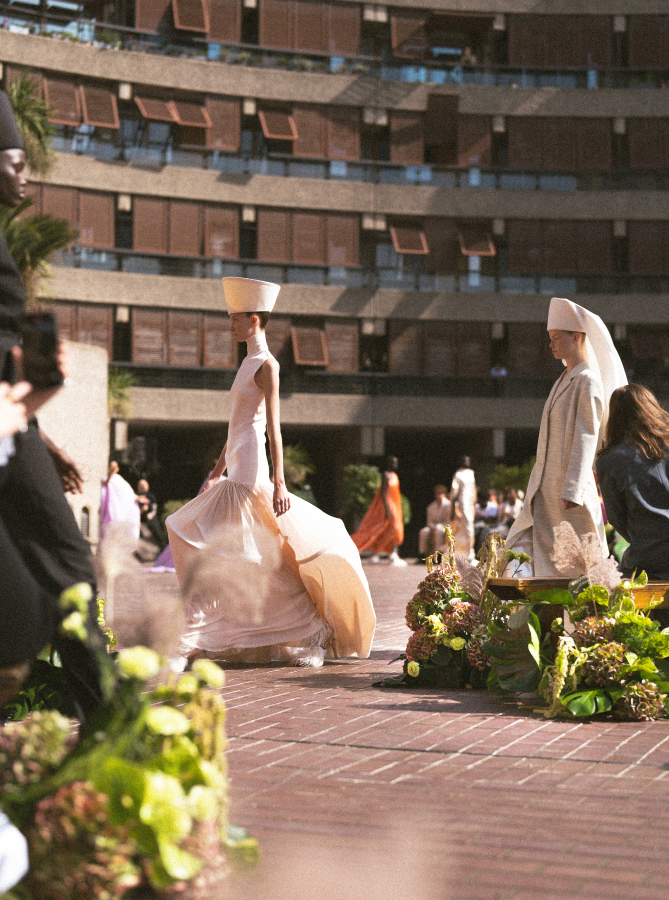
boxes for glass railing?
[56,247,669,296]
[51,130,669,192]
[3,8,669,89]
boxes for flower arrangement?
[0,583,257,899]
[377,531,509,689]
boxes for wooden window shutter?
[458,226,495,257]
[325,322,358,372]
[168,311,201,366]
[77,305,113,358]
[423,323,457,376]
[135,0,170,31]
[207,0,241,41]
[132,309,167,364]
[388,321,423,375]
[205,97,240,150]
[425,93,458,152]
[133,197,168,253]
[507,118,542,169]
[44,78,81,126]
[21,182,41,219]
[541,117,576,170]
[628,16,669,68]
[576,119,612,170]
[41,186,78,231]
[629,119,666,170]
[53,303,76,342]
[390,12,427,60]
[328,107,360,160]
[542,221,577,274]
[578,16,612,68]
[172,101,211,128]
[291,326,328,366]
[507,220,542,273]
[257,209,291,261]
[265,316,292,364]
[293,0,324,52]
[81,85,119,129]
[508,15,544,67]
[203,314,237,367]
[390,225,428,255]
[293,106,326,158]
[169,201,203,256]
[628,222,668,274]
[135,97,178,123]
[327,3,360,56]
[457,322,490,376]
[204,206,238,258]
[5,66,42,93]
[292,212,325,265]
[389,111,424,165]
[424,219,459,272]
[457,116,491,167]
[326,214,359,266]
[259,0,293,49]
[172,0,208,31]
[78,192,115,248]
[258,110,298,141]
[576,222,611,274]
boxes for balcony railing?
[57,247,669,296]
[51,130,669,193]
[3,8,669,89]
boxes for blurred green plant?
[341,463,381,527]
[7,71,55,177]
[108,368,137,420]
[488,457,536,493]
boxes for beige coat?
[506,361,606,575]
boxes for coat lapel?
[549,360,587,411]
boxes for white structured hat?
[547,297,627,428]
[222,277,280,314]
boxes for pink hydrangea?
[442,601,484,636]
[405,627,437,662]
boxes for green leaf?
[94,758,146,825]
[140,772,191,843]
[527,622,541,668]
[527,588,574,607]
[577,585,610,607]
[563,690,612,717]
[158,840,203,881]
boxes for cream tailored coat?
[506,360,607,576]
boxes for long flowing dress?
[166,333,376,661]
[100,473,140,543]
[351,472,404,554]
[451,467,477,559]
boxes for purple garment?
[100,473,140,543]
[145,473,212,574]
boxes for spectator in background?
[353,455,407,566]
[418,484,451,559]
[596,383,669,580]
[451,456,477,560]
[100,461,140,544]
[137,477,164,549]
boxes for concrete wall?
[36,341,108,545]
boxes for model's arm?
[257,357,290,517]
[562,375,603,509]
[205,442,227,490]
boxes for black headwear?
[0,92,24,152]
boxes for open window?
[291,326,329,366]
[258,110,298,141]
[171,100,211,128]
[135,97,178,123]
[172,0,208,31]
[390,224,429,255]
[44,78,81,126]
[458,226,496,257]
[81,85,119,129]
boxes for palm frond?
[6,73,56,176]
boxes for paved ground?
[132,562,669,900]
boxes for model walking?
[167,278,375,666]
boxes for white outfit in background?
[167,332,376,662]
[418,496,452,556]
[451,466,477,559]
[100,472,140,543]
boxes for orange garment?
[352,472,404,554]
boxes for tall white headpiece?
[222,277,280,314]
[547,297,627,430]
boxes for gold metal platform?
[487,577,669,609]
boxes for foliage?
[161,499,191,536]
[341,463,381,526]
[108,368,137,420]
[488,457,536,493]
[0,657,75,722]
[282,444,315,491]
[400,493,411,525]
[0,199,77,306]
[7,72,56,177]
[0,583,257,898]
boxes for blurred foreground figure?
[418,484,451,558]
[451,457,477,560]
[506,297,627,576]
[100,461,140,544]
[0,92,101,719]
[168,278,375,667]
[352,455,407,566]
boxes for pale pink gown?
[166,333,375,662]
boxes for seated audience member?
[596,383,669,580]
[501,487,523,530]
[418,484,451,558]
[137,477,164,548]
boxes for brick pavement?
[137,561,669,899]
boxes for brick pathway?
[136,562,669,899]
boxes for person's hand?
[273,481,291,517]
[563,499,580,510]
[0,381,30,439]
[39,429,83,494]
[11,342,69,418]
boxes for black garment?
[140,490,164,548]
[596,442,669,580]
[0,231,26,380]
